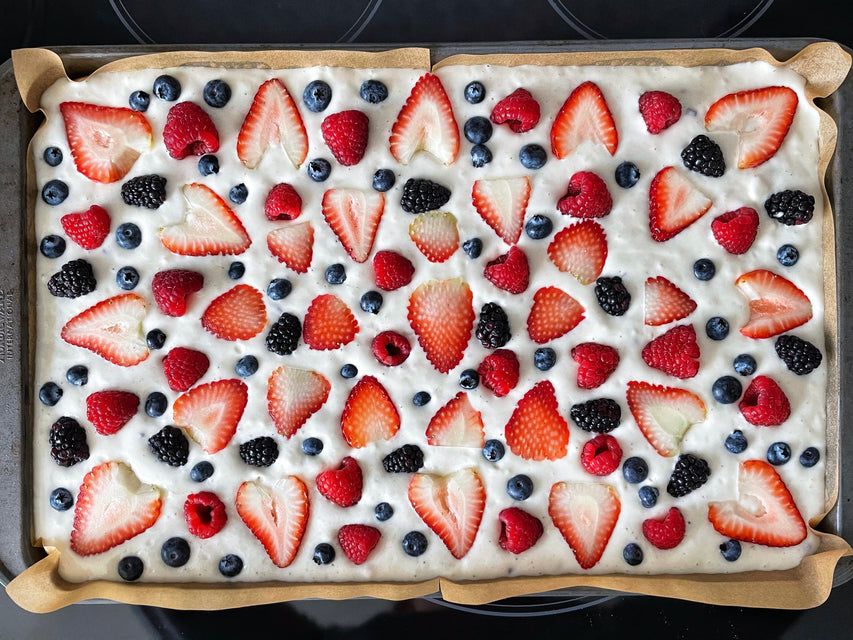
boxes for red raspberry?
[373,250,415,291]
[498,507,544,554]
[162,346,210,392]
[580,434,622,476]
[337,524,381,565]
[642,507,686,550]
[60,205,111,250]
[477,349,520,398]
[638,91,682,134]
[264,183,302,221]
[371,331,411,366]
[739,375,791,426]
[483,245,529,294]
[184,491,227,539]
[85,390,139,435]
[316,457,363,508]
[641,324,700,379]
[151,269,204,317]
[490,88,541,133]
[711,207,759,255]
[557,171,613,218]
[321,110,369,166]
[163,102,220,159]
[571,342,619,389]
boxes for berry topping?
[121,174,167,209]
[464,116,493,144]
[144,392,167,417]
[549,481,621,569]
[383,444,425,473]
[229,183,248,204]
[264,183,302,221]
[473,144,491,168]
[161,537,190,567]
[642,507,685,550]
[680,134,725,177]
[525,214,553,239]
[162,346,209,391]
[43,145,63,166]
[372,168,395,192]
[160,183,251,256]
[86,390,139,435]
[235,355,259,378]
[667,453,711,497]
[239,436,279,467]
[190,461,214,482]
[623,543,643,566]
[711,207,759,254]
[373,250,416,291]
[390,73,459,166]
[312,544,335,565]
[401,178,452,214]
[66,364,89,386]
[706,316,730,340]
[219,554,243,577]
[307,158,331,181]
[408,278,475,374]
[372,331,412,366]
[505,381,570,461]
[615,161,640,188]
[201,284,267,342]
[115,266,139,290]
[173,379,248,454]
[39,382,63,407]
[41,179,68,205]
[777,244,800,266]
[402,531,428,557]
[638,486,659,508]
[360,79,388,103]
[317,457,363,507]
[49,488,73,513]
[236,476,308,568]
[465,81,485,104]
[184,492,227,539]
[265,312,302,355]
[322,110,369,166]
[228,262,245,279]
[774,334,822,375]
[341,376,400,448]
[648,166,713,241]
[800,447,820,468]
[375,502,394,521]
[203,79,231,108]
[303,294,359,351]
[266,278,292,300]
[302,80,332,112]
[321,187,385,263]
[476,302,511,349]
[409,210,459,262]
[153,75,181,101]
[490,88,541,133]
[483,245,530,294]
[147,425,190,467]
[594,276,631,316]
[60,205,110,250]
[720,540,742,562]
[526,286,585,344]
[551,81,618,158]
[643,276,696,326]
[338,524,381,565]
[571,343,619,389]
[47,259,97,298]
[60,293,149,366]
[238,78,308,169]
[735,269,812,338]
[163,102,220,159]
[412,391,431,406]
[547,219,608,285]
[267,364,331,438]
[712,375,743,404]
[622,456,649,484]
[765,190,817,226]
[462,237,482,259]
[725,430,748,454]
[129,90,149,112]
[115,222,142,249]
[693,258,716,281]
[459,369,480,389]
[641,324,700,379]
[360,291,383,314]
[498,507,544,554]
[519,143,547,169]
[767,442,792,466]
[478,349,520,398]
[626,381,706,457]
[581,434,622,476]
[472,176,531,244]
[739,375,790,426]
[556,171,613,218]
[49,416,89,467]
[325,263,346,285]
[570,398,621,433]
[482,439,505,462]
[638,90,682,134]
[152,269,204,317]
[40,234,66,259]
[302,437,324,456]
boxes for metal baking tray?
[1,40,851,606]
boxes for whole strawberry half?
[551,81,618,158]
[626,380,706,457]
[267,364,331,438]
[425,391,485,448]
[390,72,459,166]
[711,207,759,255]
[60,293,149,367]
[527,286,585,344]
[60,205,111,250]
[237,78,308,169]
[236,476,308,568]
[160,183,251,256]
[472,176,530,245]
[341,376,400,448]
[638,91,682,134]
[735,269,812,339]
[648,166,713,242]
[322,110,369,166]
[163,102,220,159]
[549,481,620,569]
[172,379,247,454]
[483,245,529,294]
[316,456,363,508]
[322,188,386,263]
[547,219,608,285]
[498,507,544,554]
[86,390,139,435]
[557,171,613,218]
[641,324,701,379]
[184,491,227,539]
[490,88,540,133]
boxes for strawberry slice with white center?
[708,459,807,547]
[626,380,706,457]
[172,379,248,454]
[471,176,531,245]
[425,392,485,447]
[267,364,331,438]
[321,188,385,263]
[644,276,697,326]
[408,468,486,559]
[548,481,621,570]
[61,293,149,366]
[550,81,618,159]
[59,101,153,183]
[70,461,162,556]
[267,221,314,273]
[237,78,308,169]
[407,278,475,374]
[302,293,359,351]
[705,86,798,169]
[504,381,570,461]
[409,211,459,262]
[390,72,460,166]
[526,286,585,344]
[201,284,267,341]
[648,166,713,242]
[340,375,400,448]
[236,476,309,568]
[160,183,251,256]
[547,219,607,285]
[735,269,813,339]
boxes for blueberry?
[116,266,139,290]
[118,556,144,581]
[219,554,243,577]
[229,183,248,204]
[302,437,324,456]
[235,355,259,377]
[507,474,533,501]
[622,457,648,484]
[307,158,332,182]
[39,382,63,406]
[464,81,485,104]
[197,154,219,176]
[146,329,166,350]
[360,290,383,314]
[464,117,493,144]
[767,441,792,466]
[519,144,547,170]
[161,537,190,567]
[66,365,88,386]
[190,461,214,482]
[800,447,820,468]
[203,79,231,108]
[313,543,336,565]
[462,238,482,259]
[725,430,748,454]
[402,531,428,557]
[115,223,142,249]
[49,487,73,511]
[525,214,553,240]
[129,90,150,112]
[638,485,659,508]
[42,179,68,205]
[303,80,332,112]
[325,263,346,285]
[615,162,640,188]
[459,369,479,390]
[360,79,388,104]
[705,316,729,340]
[145,392,168,418]
[228,261,245,280]
[623,543,643,566]
[340,364,358,379]
[733,354,757,376]
[267,278,292,300]
[482,439,505,462]
[372,168,396,192]
[471,144,492,167]
[693,258,715,281]
[712,376,742,404]
[534,347,556,371]
[411,391,431,407]
[375,502,394,521]
[153,75,181,101]
[40,234,66,259]
[43,146,63,166]
[777,244,799,266]
[719,539,742,562]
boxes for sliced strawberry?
[162,346,209,392]
[264,183,302,221]
[547,220,608,285]
[648,166,713,242]
[321,188,385,263]
[201,284,266,341]
[341,376,400,448]
[236,476,309,568]
[641,324,701,379]
[425,391,485,447]
[526,286,585,344]
[705,86,798,169]
[548,481,621,569]
[572,342,619,389]
[504,381,570,461]
[316,456,363,508]
[735,269,813,339]
[160,183,251,256]
[237,78,308,169]
[409,211,458,262]
[338,524,381,565]
[302,293,359,351]
[151,269,204,317]
[498,507,544,554]
[408,468,486,559]
[59,101,152,183]
[373,250,415,291]
[162,101,220,159]
[550,81,618,159]
[477,349,520,398]
[267,364,331,438]
[626,380,706,457]
[172,379,248,454]
[642,507,686,550]
[407,278,475,373]
[390,72,459,166]
[184,491,227,539]
[85,390,139,435]
[708,459,807,547]
[70,461,161,556]
[711,207,759,255]
[321,110,369,166]
[483,245,530,294]
[60,293,149,366]
[60,205,111,250]
[267,221,314,273]
[739,375,791,426]
[471,176,531,245]
[644,276,697,326]
[490,88,540,133]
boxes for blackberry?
[382,444,424,473]
[49,417,89,467]
[400,178,451,213]
[570,398,621,433]
[764,190,815,225]
[666,453,711,498]
[148,426,189,467]
[475,302,511,349]
[121,174,167,209]
[680,134,725,177]
[594,276,631,316]
[47,259,96,298]
[774,334,822,375]
[265,313,301,355]
[239,436,279,467]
